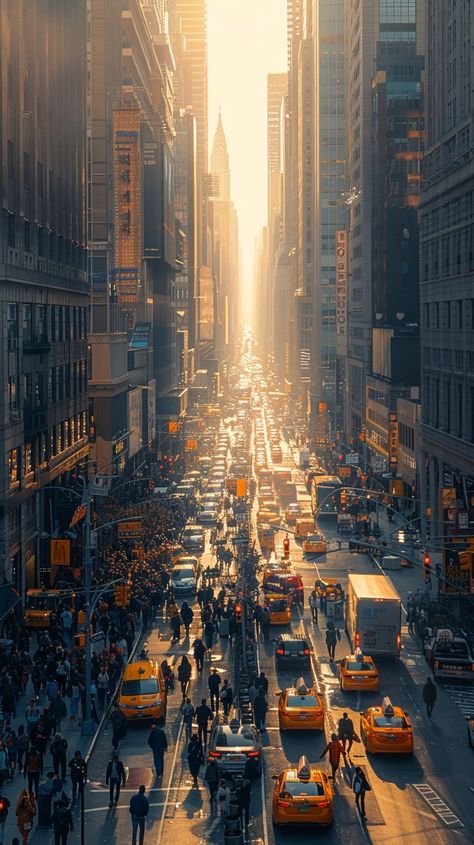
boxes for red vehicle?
[264,573,304,606]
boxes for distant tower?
[210,109,230,201]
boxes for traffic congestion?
[1,331,473,845]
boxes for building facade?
[0,0,88,591]
[419,0,474,539]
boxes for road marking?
[255,633,271,844]
[156,716,184,841]
[412,783,464,826]
[443,685,474,717]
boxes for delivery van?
[345,573,401,657]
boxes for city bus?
[311,475,342,518]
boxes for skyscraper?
[419,0,474,539]
[210,110,230,201]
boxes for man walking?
[337,712,355,755]
[110,704,128,751]
[68,750,87,803]
[130,785,149,845]
[352,766,370,818]
[309,589,318,624]
[260,607,270,642]
[422,677,437,719]
[106,754,126,807]
[195,698,213,750]
[319,733,346,779]
[180,698,195,740]
[208,669,222,713]
[147,724,168,777]
[50,734,68,782]
[51,796,74,845]
[192,638,206,674]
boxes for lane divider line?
[412,783,464,827]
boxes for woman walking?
[187,734,204,788]
[177,656,192,699]
[16,789,36,845]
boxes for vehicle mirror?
[275,692,282,696]
[271,774,278,780]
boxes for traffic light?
[340,490,347,508]
[123,571,132,607]
[423,551,432,576]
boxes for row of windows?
[422,346,474,371]
[423,377,474,442]
[421,227,474,280]
[422,298,474,330]
[399,421,415,451]
[8,303,87,342]
[7,362,86,412]
[8,412,87,487]
[420,190,473,236]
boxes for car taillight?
[355,632,360,647]
[318,801,330,808]
[396,633,401,650]
[304,648,310,655]
[208,751,221,758]
[276,648,284,655]
[435,660,441,669]
[246,751,259,757]
[278,798,291,807]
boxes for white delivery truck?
[345,573,402,657]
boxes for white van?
[170,564,197,595]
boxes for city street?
[62,394,474,845]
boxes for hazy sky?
[207,0,286,298]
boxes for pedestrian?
[96,666,110,710]
[216,778,230,819]
[15,789,36,845]
[0,742,9,790]
[170,614,181,643]
[337,712,355,754]
[180,698,195,740]
[422,677,437,719]
[23,748,42,799]
[309,589,318,623]
[5,728,19,779]
[203,619,216,653]
[192,638,206,674]
[49,735,68,782]
[204,758,219,813]
[235,775,251,832]
[187,734,205,788]
[147,724,168,778]
[255,672,268,696]
[195,699,212,749]
[16,728,29,776]
[0,793,10,845]
[325,624,340,661]
[110,704,128,751]
[220,680,233,718]
[319,733,346,779]
[50,796,73,845]
[180,602,194,635]
[208,669,222,713]
[105,754,126,808]
[260,607,270,642]
[67,751,87,803]
[253,604,262,635]
[177,656,192,699]
[253,689,267,732]
[129,785,149,845]
[352,765,371,818]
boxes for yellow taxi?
[272,756,334,828]
[360,697,413,754]
[118,660,166,721]
[285,504,300,525]
[277,679,324,731]
[266,596,291,625]
[302,533,327,555]
[339,648,379,692]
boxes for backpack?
[353,775,361,794]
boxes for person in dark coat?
[203,620,216,652]
[180,602,194,634]
[105,754,126,807]
[51,796,74,845]
[170,614,181,643]
[208,669,221,713]
[192,639,206,674]
[422,677,437,718]
[253,689,267,731]
[177,656,192,699]
[352,765,371,818]
[50,734,68,782]
[195,699,212,749]
[235,775,252,831]
[187,734,204,788]
[110,704,127,751]
[147,725,168,778]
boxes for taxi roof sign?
[354,646,364,661]
[297,756,311,782]
[295,678,309,695]
[382,696,395,717]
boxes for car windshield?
[270,600,287,612]
[215,730,256,748]
[347,661,374,672]
[281,781,324,797]
[121,679,159,696]
[172,569,194,579]
[374,716,407,728]
[283,640,307,651]
[287,695,318,708]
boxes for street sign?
[50,539,71,566]
[185,439,198,451]
[345,453,359,466]
[117,519,143,539]
[339,466,351,478]
[91,475,111,497]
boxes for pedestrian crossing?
[443,685,474,717]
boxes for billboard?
[129,321,151,350]
[143,139,162,259]
[335,230,347,355]
[113,108,142,303]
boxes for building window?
[23,304,33,341]
[8,376,17,411]
[24,442,33,475]
[7,303,18,339]
[457,383,463,438]
[8,449,19,486]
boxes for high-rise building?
[0,0,88,592]
[210,111,230,201]
[419,0,474,539]
[311,0,346,436]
